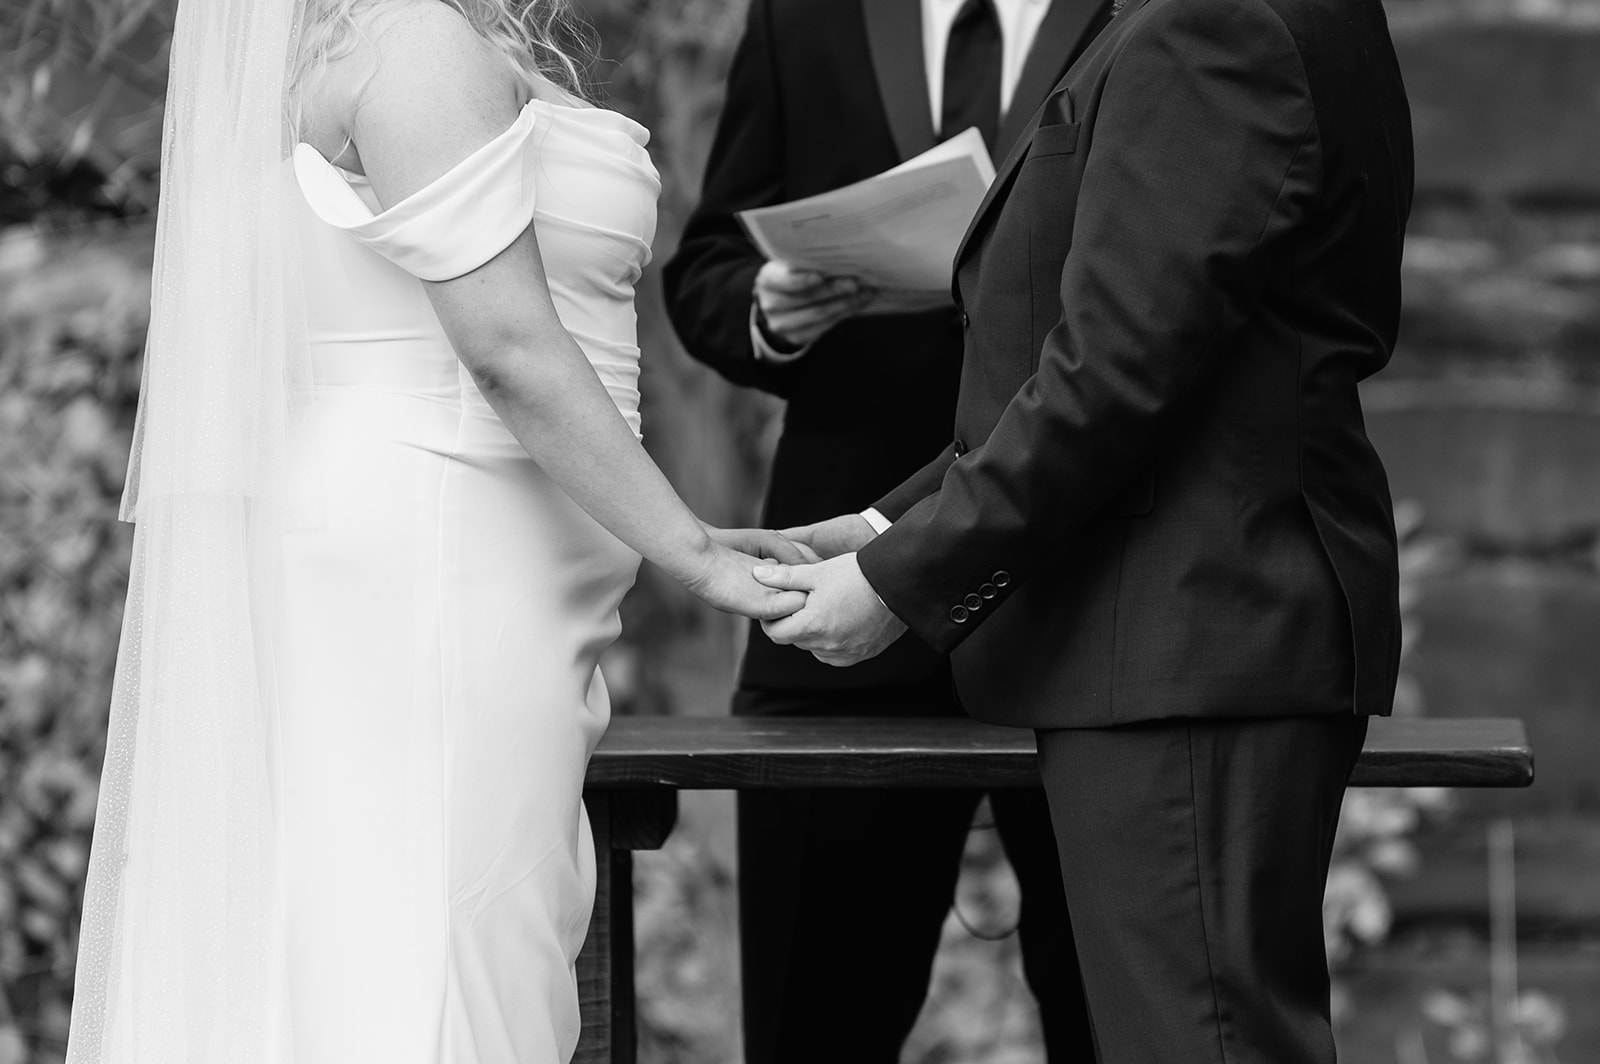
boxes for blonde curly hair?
[289,0,594,133]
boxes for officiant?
[663,0,1111,1059]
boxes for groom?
[755,0,1414,1059]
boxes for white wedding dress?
[278,98,658,1062]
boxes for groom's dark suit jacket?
[664,0,1111,695]
[857,0,1413,728]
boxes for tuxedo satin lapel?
[994,0,1113,158]
[863,0,938,161]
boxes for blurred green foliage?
[0,0,170,215]
[0,220,148,1061]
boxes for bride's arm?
[323,4,804,618]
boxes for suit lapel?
[953,0,1134,271]
[994,0,1114,157]
[953,102,1048,269]
[863,0,938,162]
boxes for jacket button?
[979,583,998,599]
[993,571,1011,587]
[953,438,967,457]
[960,311,971,329]
[950,605,970,624]
[963,593,983,611]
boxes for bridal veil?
[68,0,312,1058]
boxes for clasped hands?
[705,514,907,667]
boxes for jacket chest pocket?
[1028,122,1081,158]
[1014,118,1086,236]
[1027,84,1080,157]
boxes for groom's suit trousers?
[1035,714,1368,1064]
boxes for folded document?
[737,127,996,306]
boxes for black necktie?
[941,0,1003,157]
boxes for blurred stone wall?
[1370,6,1600,814]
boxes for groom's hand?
[754,554,907,667]
[704,524,822,566]
[779,513,877,560]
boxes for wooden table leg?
[576,788,679,1064]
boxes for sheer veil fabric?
[68,0,312,1058]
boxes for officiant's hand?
[754,554,906,667]
[779,513,877,560]
[755,262,875,349]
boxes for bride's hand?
[703,524,823,566]
[684,543,809,620]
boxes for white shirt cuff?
[749,303,811,363]
[860,507,893,535]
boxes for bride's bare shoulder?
[298,2,517,168]
[320,1,525,202]
[365,1,512,85]
[350,1,520,121]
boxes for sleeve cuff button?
[950,605,970,623]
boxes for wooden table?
[574,715,1533,1064]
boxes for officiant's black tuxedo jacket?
[664,0,1111,694]
[857,0,1413,727]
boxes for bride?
[66,0,808,1061]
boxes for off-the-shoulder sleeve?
[294,102,540,281]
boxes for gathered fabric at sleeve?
[293,101,541,282]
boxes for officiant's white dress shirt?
[924,0,1054,121]
[751,0,1053,366]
